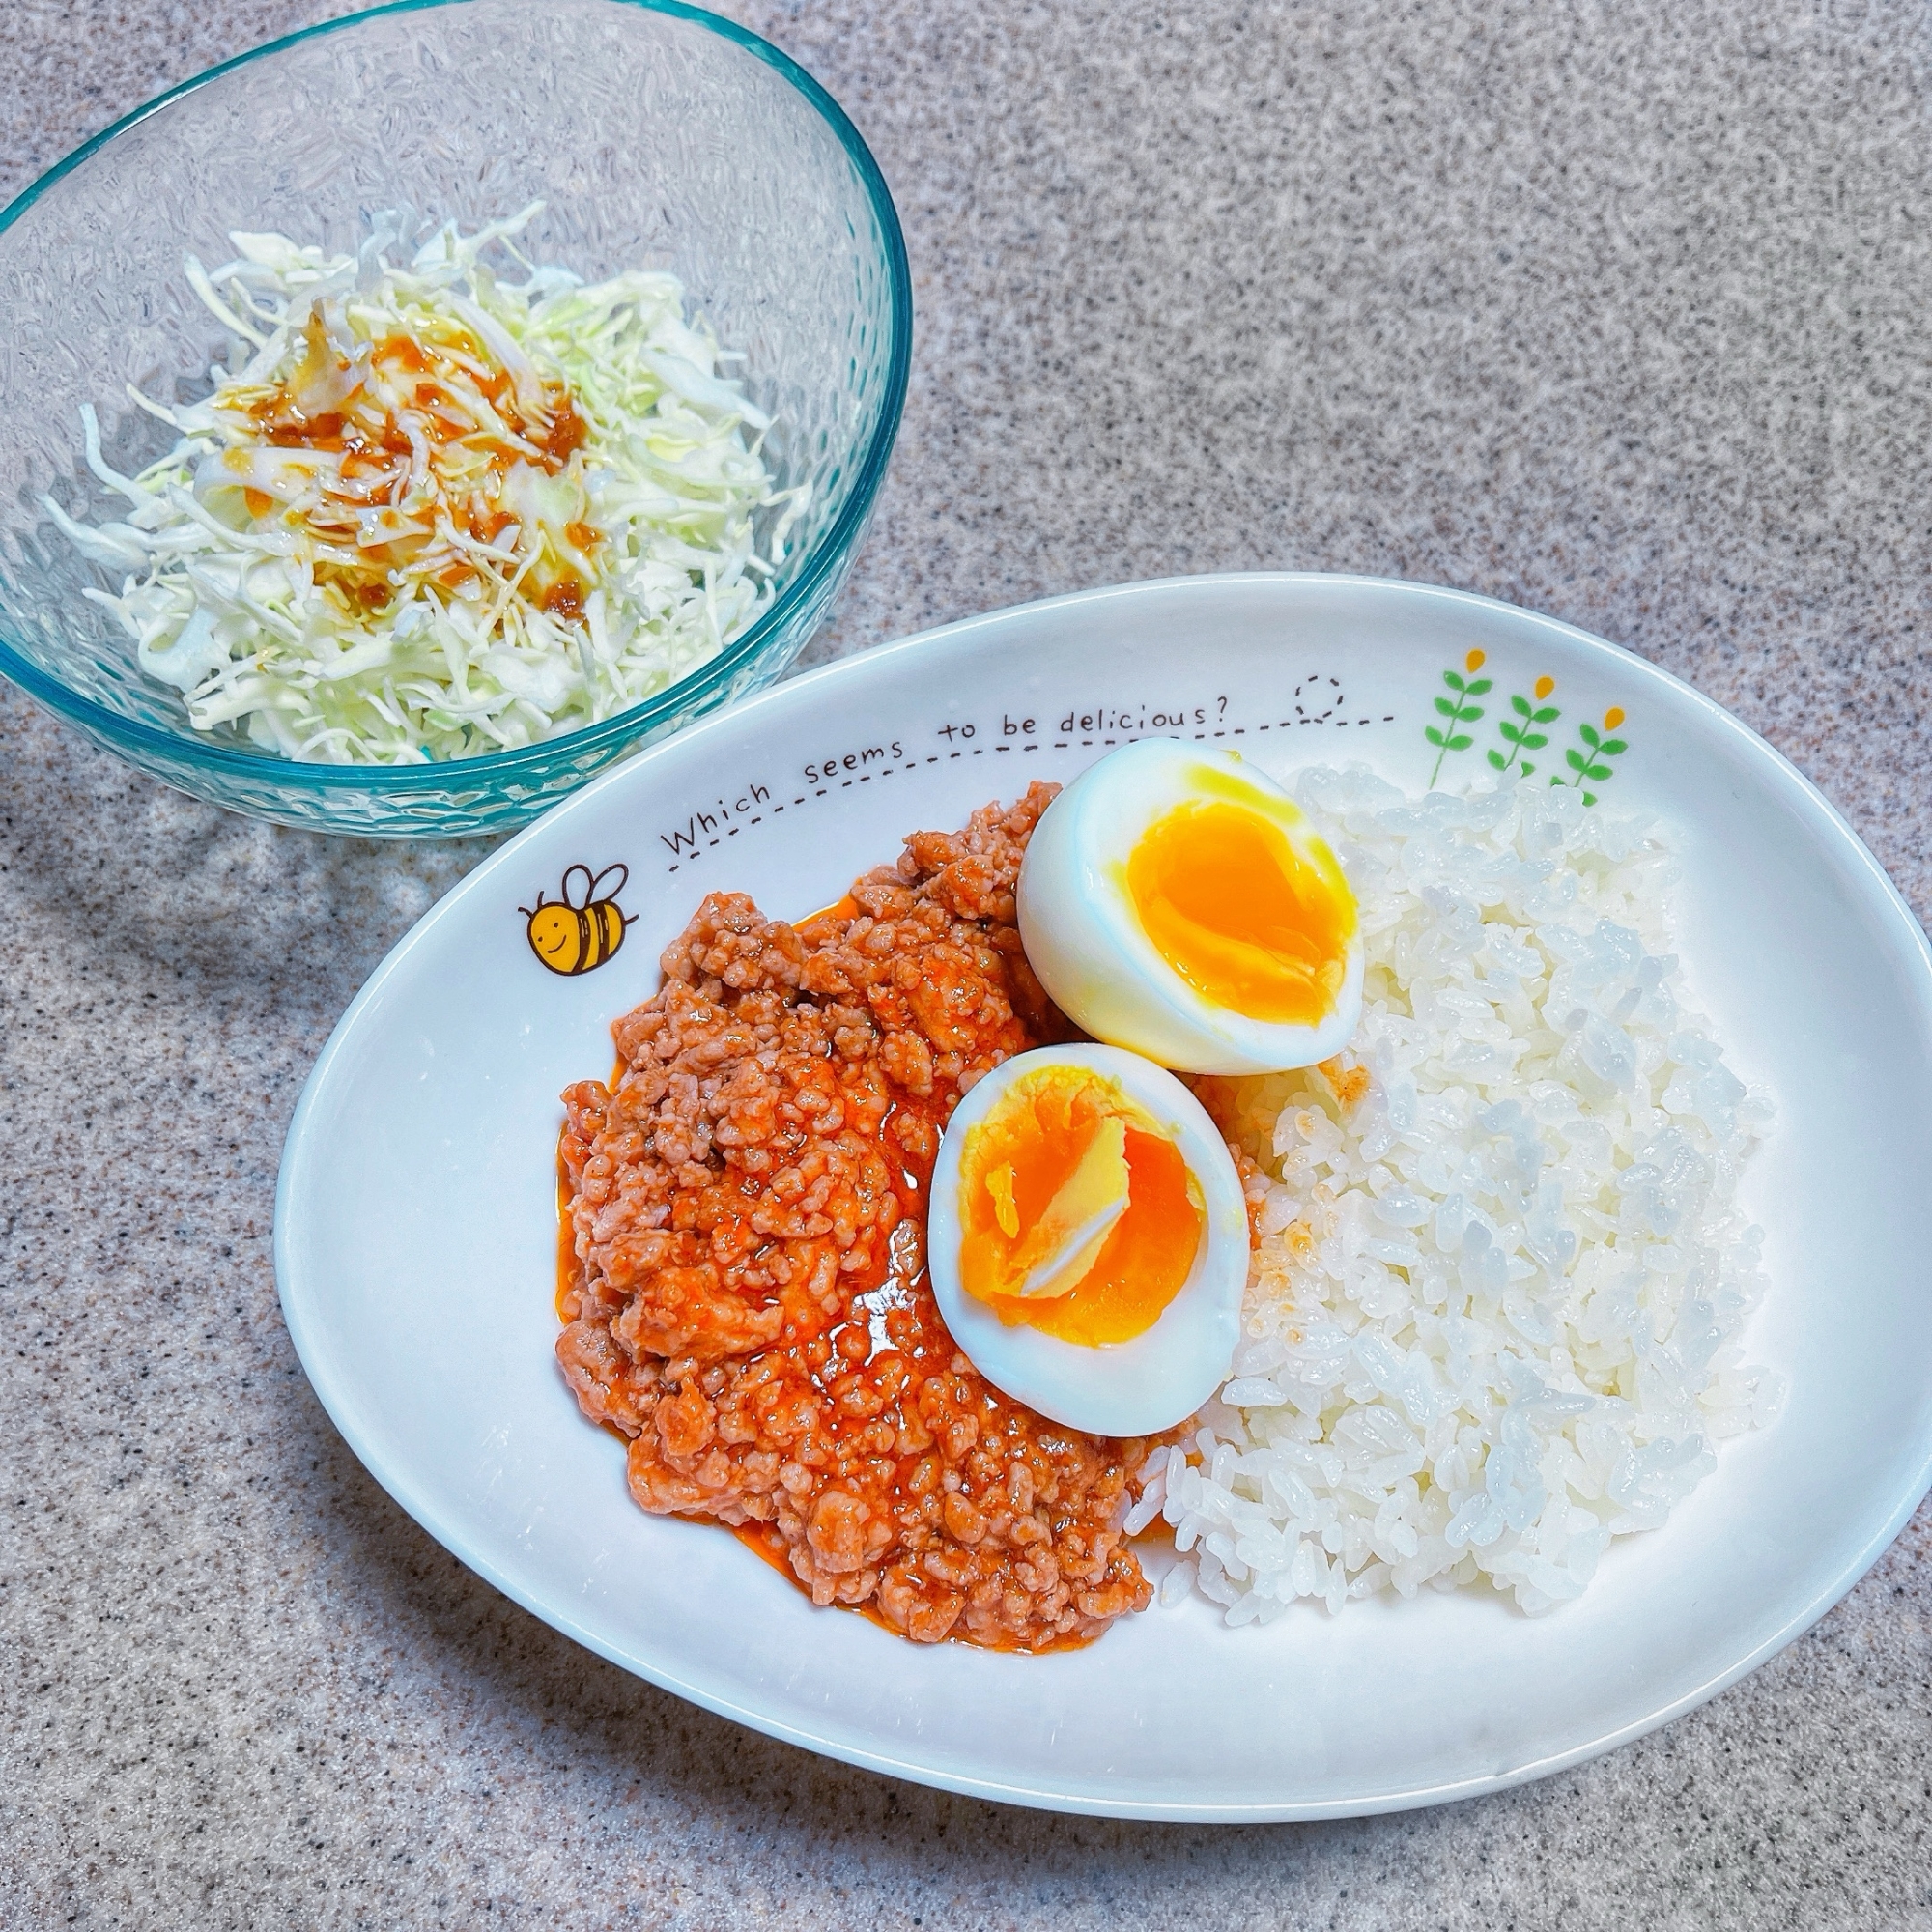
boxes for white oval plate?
[275,574,1932,1821]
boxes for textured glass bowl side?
[16,526,867,835]
[0,0,910,837]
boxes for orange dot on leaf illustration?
[1534,676,1555,700]
[1465,649,1486,672]
[1604,706,1625,730]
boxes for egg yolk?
[957,1065,1205,1346]
[1123,784,1355,1026]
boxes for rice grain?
[1150,767,1780,1619]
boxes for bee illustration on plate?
[521,863,632,977]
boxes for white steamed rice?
[1131,766,1781,1620]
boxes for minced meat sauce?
[555,785,1156,1649]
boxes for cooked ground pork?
[556,785,1155,1649]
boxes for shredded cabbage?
[46,205,803,763]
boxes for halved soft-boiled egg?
[927,1043,1247,1436]
[1016,740,1363,1074]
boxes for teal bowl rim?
[0,0,913,794]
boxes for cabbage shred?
[47,206,802,763]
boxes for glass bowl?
[0,0,910,837]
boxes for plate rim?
[274,569,1932,1821]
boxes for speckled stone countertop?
[3,1,1929,1925]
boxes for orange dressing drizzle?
[237,321,595,617]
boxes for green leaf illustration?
[1486,677,1562,779]
[1427,659,1503,785]
[1550,707,1632,801]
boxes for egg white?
[926,1043,1247,1437]
[1016,739,1366,1074]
